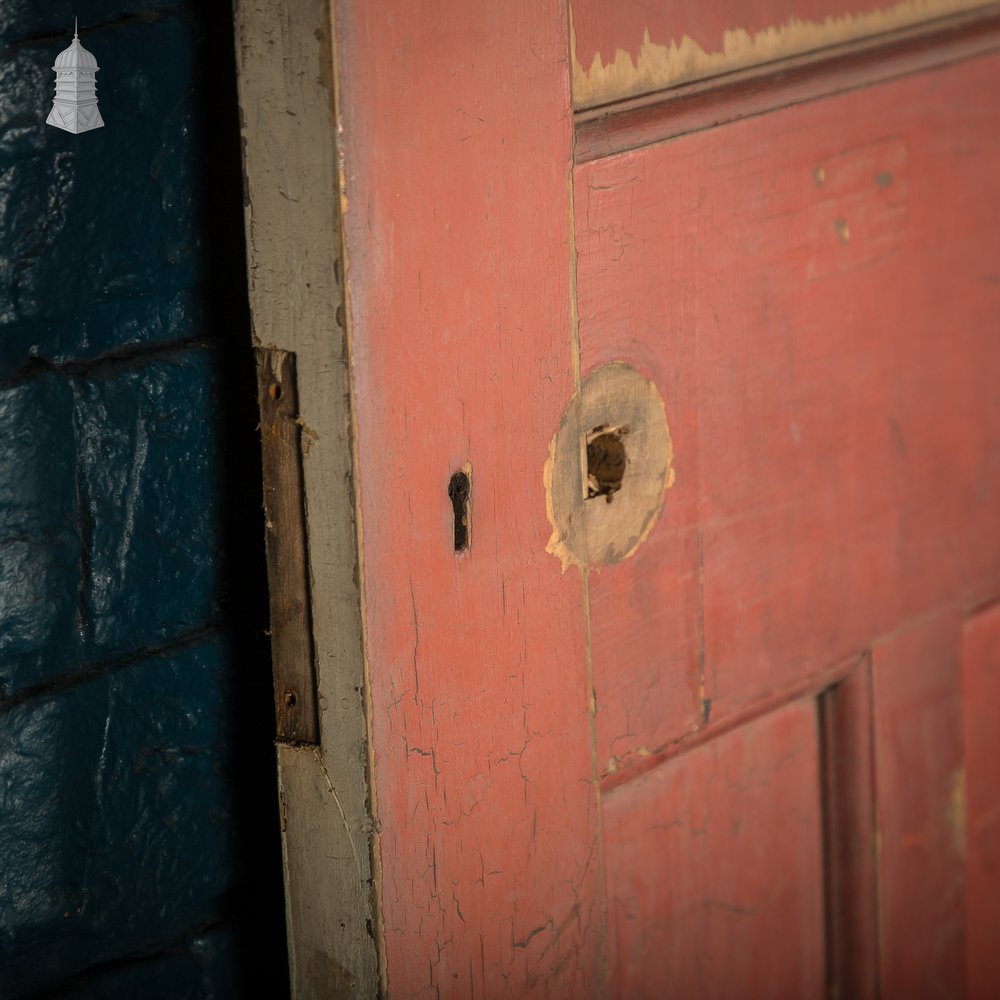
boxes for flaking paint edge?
[571,0,993,107]
[544,424,579,573]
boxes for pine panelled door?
[235,0,1000,996]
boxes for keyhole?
[448,468,471,551]
[586,425,628,503]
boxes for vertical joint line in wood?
[565,0,581,400]
[564,45,608,984]
[567,153,581,396]
[329,80,390,1000]
[581,567,610,993]
[255,347,321,745]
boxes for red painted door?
[240,1,1000,995]
[569,31,1000,994]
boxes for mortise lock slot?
[448,467,472,552]
[586,425,628,503]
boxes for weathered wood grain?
[236,0,1000,993]
[256,348,319,745]
[234,0,379,994]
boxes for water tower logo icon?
[46,19,105,134]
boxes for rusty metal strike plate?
[255,348,320,745]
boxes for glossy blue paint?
[50,928,242,1000]
[0,373,79,684]
[0,15,200,368]
[71,350,224,655]
[0,2,179,49]
[0,639,235,993]
[0,2,286,996]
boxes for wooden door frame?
[234,0,381,994]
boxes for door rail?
[575,5,1000,162]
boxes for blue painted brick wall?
[0,3,287,996]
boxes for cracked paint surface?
[335,0,605,993]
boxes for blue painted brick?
[0,1,178,50]
[0,15,200,334]
[0,2,281,994]
[54,928,242,1000]
[0,40,52,154]
[0,636,238,995]
[0,290,207,383]
[0,371,80,695]
[72,348,223,653]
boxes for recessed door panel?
[603,699,826,998]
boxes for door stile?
[332,0,602,994]
[567,20,613,990]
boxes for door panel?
[576,54,1000,777]
[574,42,1000,1000]
[604,699,826,998]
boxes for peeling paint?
[571,0,992,108]
[314,3,337,125]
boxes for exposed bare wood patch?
[571,0,995,108]
[574,9,1000,161]
[545,362,674,571]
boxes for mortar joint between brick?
[0,623,223,716]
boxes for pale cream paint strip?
[233,0,380,995]
[572,0,994,107]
